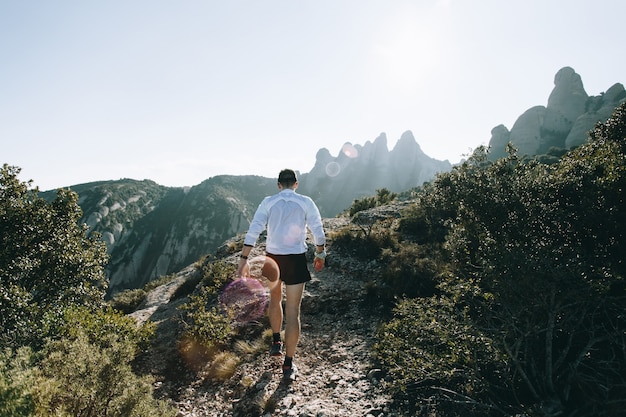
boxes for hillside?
[128,214,402,416]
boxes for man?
[237,169,326,380]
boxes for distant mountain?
[488,66,626,159]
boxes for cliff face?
[488,67,626,160]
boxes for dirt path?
[133,218,400,416]
[167,264,395,417]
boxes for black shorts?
[266,252,311,285]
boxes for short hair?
[278,169,297,186]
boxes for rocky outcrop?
[565,82,626,148]
[488,67,625,159]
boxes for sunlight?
[370,2,452,93]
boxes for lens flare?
[342,143,359,158]
[325,161,341,177]
[247,255,280,291]
[219,278,267,325]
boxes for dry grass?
[203,351,240,381]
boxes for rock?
[488,124,511,160]
[508,105,546,156]
[488,67,624,159]
[300,131,451,217]
[546,66,588,128]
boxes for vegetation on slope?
[334,102,626,416]
[0,165,175,416]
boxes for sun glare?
[370,2,452,93]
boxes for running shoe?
[282,364,298,381]
[269,341,283,357]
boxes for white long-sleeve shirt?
[244,189,325,254]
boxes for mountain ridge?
[38,66,624,294]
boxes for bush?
[0,347,36,417]
[376,104,626,415]
[179,259,235,355]
[1,164,108,349]
[58,306,155,354]
[37,332,174,417]
[380,245,441,299]
[0,307,173,417]
[332,219,398,260]
[375,297,508,417]
[109,288,147,314]
[348,188,397,216]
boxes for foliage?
[377,103,626,416]
[37,331,174,417]
[58,306,155,354]
[0,164,109,349]
[348,188,397,216]
[0,306,171,417]
[179,259,235,351]
[108,273,178,314]
[0,347,36,417]
[332,217,399,260]
[375,297,508,416]
[108,288,147,314]
[379,245,441,300]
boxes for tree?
[0,164,109,348]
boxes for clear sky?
[1,0,624,191]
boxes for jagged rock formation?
[488,67,626,159]
[299,131,452,216]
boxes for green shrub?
[332,220,398,260]
[374,297,507,416]
[37,332,174,417]
[181,306,233,352]
[1,164,108,349]
[380,245,441,299]
[179,259,235,354]
[109,288,147,314]
[348,188,397,216]
[58,306,155,354]
[0,347,36,417]
[198,258,234,296]
[376,103,626,415]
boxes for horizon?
[1,1,624,191]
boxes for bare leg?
[268,281,283,335]
[283,283,305,358]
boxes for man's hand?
[237,259,250,278]
[314,257,325,272]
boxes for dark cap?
[278,169,297,184]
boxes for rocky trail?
[130,217,402,417]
